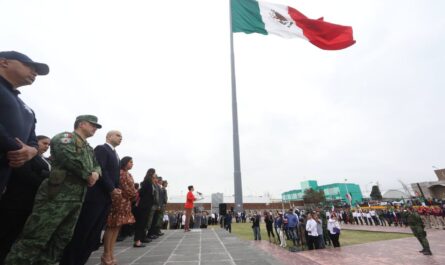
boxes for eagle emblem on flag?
[269,9,293,28]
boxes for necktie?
[114,149,120,164]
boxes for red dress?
[107,169,137,228]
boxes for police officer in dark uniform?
[0,51,49,196]
[406,206,432,255]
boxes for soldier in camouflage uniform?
[406,206,432,256]
[5,115,102,265]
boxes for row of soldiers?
[416,205,445,229]
[338,206,445,230]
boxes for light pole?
[344,178,350,205]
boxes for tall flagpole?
[229,0,243,212]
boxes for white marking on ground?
[127,231,177,265]
[162,230,187,265]
[211,228,236,265]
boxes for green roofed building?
[282,180,363,205]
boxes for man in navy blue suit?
[60,130,123,265]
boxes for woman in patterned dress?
[101,156,137,265]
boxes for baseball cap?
[75,115,102,128]
[0,51,49,75]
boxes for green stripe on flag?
[231,0,267,35]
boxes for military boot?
[422,250,432,255]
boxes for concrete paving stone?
[174,250,199,255]
[200,253,231,261]
[168,253,199,262]
[85,226,445,265]
[135,254,170,262]
[200,261,234,265]
[233,259,274,265]
[133,261,165,265]
[165,261,199,265]
[201,247,225,253]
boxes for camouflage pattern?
[406,210,431,252]
[5,131,101,265]
[320,211,331,246]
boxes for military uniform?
[5,131,101,265]
[406,209,432,255]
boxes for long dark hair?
[143,168,156,183]
[120,156,132,170]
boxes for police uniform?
[406,208,432,255]
[5,115,101,265]
[0,51,49,194]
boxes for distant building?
[382,189,410,200]
[282,180,363,205]
[165,193,288,212]
[211,192,224,213]
[411,169,445,199]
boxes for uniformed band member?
[0,51,49,196]
[5,115,102,265]
[406,206,432,255]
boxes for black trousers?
[148,210,161,236]
[307,235,319,250]
[329,233,340,247]
[134,207,151,242]
[59,201,110,265]
[0,209,31,265]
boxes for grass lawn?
[229,223,412,248]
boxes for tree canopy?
[303,188,326,205]
[370,185,383,200]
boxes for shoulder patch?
[62,133,73,138]
[60,137,73,144]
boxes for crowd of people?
[0,51,171,265]
[0,50,440,263]
[332,205,445,230]
[243,208,341,251]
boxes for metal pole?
[230,0,243,212]
[344,178,350,205]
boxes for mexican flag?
[231,0,355,50]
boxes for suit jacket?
[137,178,154,209]
[84,144,119,203]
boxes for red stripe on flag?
[288,7,356,50]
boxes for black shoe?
[142,238,152,243]
[148,235,158,239]
[419,249,425,253]
[423,251,432,255]
[156,232,164,236]
[133,243,146,248]
[116,236,125,242]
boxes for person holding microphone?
[184,185,203,232]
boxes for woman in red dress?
[101,156,137,265]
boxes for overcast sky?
[2,0,445,198]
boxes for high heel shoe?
[101,255,113,265]
[112,256,118,265]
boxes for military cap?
[76,115,102,128]
[0,51,49,75]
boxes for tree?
[370,185,383,200]
[303,188,326,205]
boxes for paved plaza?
[86,227,445,265]
[86,228,280,265]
